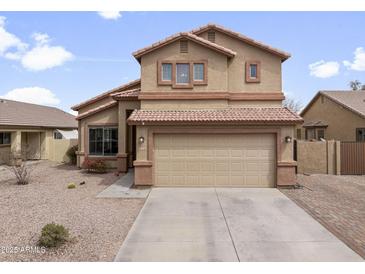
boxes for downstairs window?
[0,132,11,145]
[89,127,118,156]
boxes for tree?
[349,80,362,91]
[283,97,303,113]
[1,148,36,185]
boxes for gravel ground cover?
[281,174,365,259]
[0,161,145,261]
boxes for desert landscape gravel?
[0,161,145,262]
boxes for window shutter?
[180,40,188,53]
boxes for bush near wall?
[82,157,107,173]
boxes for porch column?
[10,130,22,164]
[117,101,128,173]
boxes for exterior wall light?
[138,136,145,144]
[285,136,292,143]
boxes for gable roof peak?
[132,31,236,61]
[191,23,291,61]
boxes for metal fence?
[340,142,365,175]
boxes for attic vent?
[180,40,188,53]
[207,30,216,43]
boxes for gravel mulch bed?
[280,174,365,259]
[0,161,145,262]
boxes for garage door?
[154,133,276,187]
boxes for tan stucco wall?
[198,30,283,93]
[0,127,76,164]
[229,100,282,108]
[301,94,365,141]
[141,99,228,110]
[280,126,294,162]
[76,81,140,115]
[77,100,140,170]
[297,140,339,174]
[78,97,114,115]
[140,40,228,92]
[78,105,118,156]
[49,139,78,163]
[0,145,11,164]
[141,99,282,110]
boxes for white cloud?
[98,11,122,20]
[32,32,51,45]
[0,16,73,71]
[0,16,28,58]
[343,47,365,71]
[309,60,340,78]
[1,87,60,106]
[21,41,74,71]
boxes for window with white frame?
[89,127,118,156]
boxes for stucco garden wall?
[297,140,340,175]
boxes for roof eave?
[71,79,141,111]
[127,120,303,126]
[191,24,291,61]
[132,33,236,62]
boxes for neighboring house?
[0,99,78,164]
[299,91,365,142]
[72,23,302,188]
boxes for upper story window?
[176,63,190,85]
[158,60,207,88]
[245,61,261,83]
[161,63,172,81]
[193,63,204,81]
[0,132,11,145]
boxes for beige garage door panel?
[154,134,276,187]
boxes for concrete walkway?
[115,188,363,262]
[97,169,150,199]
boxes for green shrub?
[38,223,69,248]
[82,157,107,173]
[67,183,76,189]
[66,145,78,165]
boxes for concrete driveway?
[115,188,363,262]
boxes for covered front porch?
[5,129,51,163]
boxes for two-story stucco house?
[72,24,302,188]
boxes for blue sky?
[0,12,364,113]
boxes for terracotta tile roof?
[301,90,365,119]
[133,32,236,61]
[71,79,140,111]
[191,23,291,61]
[111,88,140,100]
[127,107,303,125]
[0,99,77,129]
[76,101,117,120]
